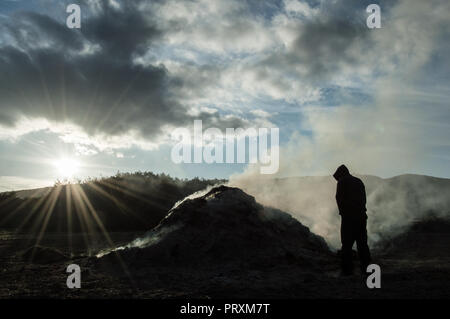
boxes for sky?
[0,0,449,191]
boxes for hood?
[333,164,350,181]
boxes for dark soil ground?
[1,230,449,299]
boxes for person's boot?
[340,247,354,277]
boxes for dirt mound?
[97,186,330,272]
[379,217,450,259]
[21,245,69,264]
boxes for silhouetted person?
[333,164,371,276]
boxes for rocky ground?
[1,231,450,298]
[1,186,449,299]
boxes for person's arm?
[362,182,366,207]
[360,180,367,211]
[335,181,345,215]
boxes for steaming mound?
[380,217,450,259]
[97,186,330,271]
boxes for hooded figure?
[333,165,371,275]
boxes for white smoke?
[228,0,450,249]
[229,170,450,250]
[229,173,341,248]
[97,224,182,257]
[171,183,220,209]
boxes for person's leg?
[356,218,372,273]
[341,217,355,275]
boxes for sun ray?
[95,68,145,133]
[29,186,62,261]
[98,179,168,210]
[27,191,58,236]
[72,184,135,285]
[80,64,106,129]
[8,190,53,235]
[0,192,26,213]
[86,182,148,223]
[71,185,96,256]
[65,184,73,257]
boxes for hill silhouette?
[0,172,225,234]
[379,216,450,259]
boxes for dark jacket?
[333,165,367,218]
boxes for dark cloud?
[0,0,418,144]
[0,1,245,143]
[0,45,176,136]
[81,1,162,59]
[292,20,370,78]
[240,0,403,88]
[256,18,372,84]
[3,11,85,51]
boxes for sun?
[53,157,80,178]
